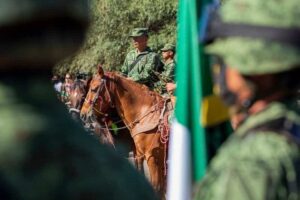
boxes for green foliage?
[54,0,178,75]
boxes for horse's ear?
[97,64,104,76]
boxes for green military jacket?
[121,47,163,89]
[194,100,300,200]
[154,59,175,95]
[161,59,175,83]
[0,74,158,200]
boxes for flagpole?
[167,120,192,200]
[167,0,207,199]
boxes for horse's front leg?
[145,135,167,199]
[134,150,145,175]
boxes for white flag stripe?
[167,119,192,200]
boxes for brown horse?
[67,78,116,145]
[80,67,172,197]
[68,77,135,156]
[68,79,89,121]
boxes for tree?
[54,0,178,75]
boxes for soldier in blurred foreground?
[195,0,300,199]
[0,1,157,200]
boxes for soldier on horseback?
[121,28,163,90]
[160,43,176,84]
[154,43,176,95]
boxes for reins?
[93,100,163,131]
[89,74,165,131]
[85,72,171,177]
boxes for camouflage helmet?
[206,0,300,75]
[0,0,89,70]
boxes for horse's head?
[78,66,118,146]
[80,66,115,123]
[68,79,90,121]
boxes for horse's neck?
[112,76,160,123]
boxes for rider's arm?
[121,56,129,75]
[121,51,136,76]
[162,62,175,82]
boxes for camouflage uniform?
[161,60,175,83]
[121,28,163,89]
[160,43,176,82]
[194,0,300,199]
[155,43,176,95]
[194,101,300,200]
[0,1,158,200]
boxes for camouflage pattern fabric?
[194,101,300,200]
[129,28,149,37]
[160,43,175,52]
[206,0,300,75]
[0,74,158,200]
[161,60,175,83]
[154,60,175,95]
[121,47,163,89]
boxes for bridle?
[84,73,171,136]
[68,80,88,115]
[87,75,115,122]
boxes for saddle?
[131,97,174,137]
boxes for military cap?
[129,28,149,37]
[161,43,176,52]
[206,0,300,75]
[0,0,89,70]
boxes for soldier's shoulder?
[165,60,176,67]
[243,132,298,159]
[195,131,300,199]
[125,49,136,57]
[128,49,136,54]
[210,132,298,169]
[146,51,160,60]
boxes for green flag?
[175,0,208,181]
[174,0,206,180]
[167,0,208,199]
[167,0,231,199]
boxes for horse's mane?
[105,72,162,99]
